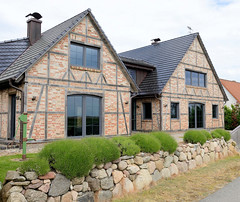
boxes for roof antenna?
[187,26,193,34]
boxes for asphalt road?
[200,177,240,202]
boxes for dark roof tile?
[119,33,198,95]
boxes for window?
[143,103,152,119]
[212,105,218,119]
[185,70,206,87]
[171,102,179,119]
[67,95,101,136]
[128,68,137,82]
[70,43,99,69]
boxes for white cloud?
[0,0,239,81]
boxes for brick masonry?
[0,14,132,140]
[135,38,225,132]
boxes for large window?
[185,70,206,87]
[70,43,99,69]
[212,105,218,119]
[171,102,179,119]
[143,103,152,119]
[67,95,101,136]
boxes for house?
[120,33,228,132]
[0,9,227,143]
[0,9,137,142]
[220,79,240,108]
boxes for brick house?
[0,9,137,141]
[120,33,228,132]
[0,9,227,142]
[220,79,240,108]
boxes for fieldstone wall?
[0,138,238,202]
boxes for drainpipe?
[9,79,24,149]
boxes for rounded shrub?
[111,136,140,156]
[183,130,207,145]
[200,130,212,140]
[130,133,161,153]
[150,132,178,154]
[39,140,94,179]
[211,131,222,139]
[212,129,231,141]
[20,157,50,176]
[81,137,120,165]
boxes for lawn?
[114,155,240,202]
[0,153,38,183]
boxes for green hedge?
[200,130,212,140]
[39,140,94,179]
[211,129,231,141]
[20,157,50,176]
[81,137,120,165]
[111,136,140,156]
[183,130,207,145]
[150,132,178,154]
[130,133,161,153]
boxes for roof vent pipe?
[26,12,42,45]
[151,38,161,45]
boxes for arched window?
[67,95,101,136]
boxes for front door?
[189,103,204,129]
[10,94,16,139]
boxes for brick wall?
[136,38,225,132]
[0,14,132,140]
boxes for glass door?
[188,103,204,129]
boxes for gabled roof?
[119,33,198,95]
[119,33,228,101]
[0,9,137,91]
[0,38,29,74]
[120,56,155,71]
[220,79,240,103]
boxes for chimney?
[27,18,42,45]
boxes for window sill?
[71,65,101,73]
[185,85,206,90]
[142,119,152,122]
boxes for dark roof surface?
[120,56,155,69]
[0,38,29,74]
[119,33,198,95]
[0,9,89,82]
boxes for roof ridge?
[0,37,29,44]
[42,8,90,35]
[221,78,240,83]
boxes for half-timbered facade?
[120,34,228,132]
[0,9,137,141]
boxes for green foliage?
[130,133,161,153]
[200,130,212,140]
[20,157,50,176]
[211,131,222,139]
[224,105,233,130]
[183,130,207,145]
[0,153,37,183]
[81,137,120,165]
[39,140,94,179]
[212,129,231,141]
[150,132,178,154]
[224,104,240,130]
[111,136,140,156]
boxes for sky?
[0,0,240,81]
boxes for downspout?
[9,79,24,149]
[155,93,162,131]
